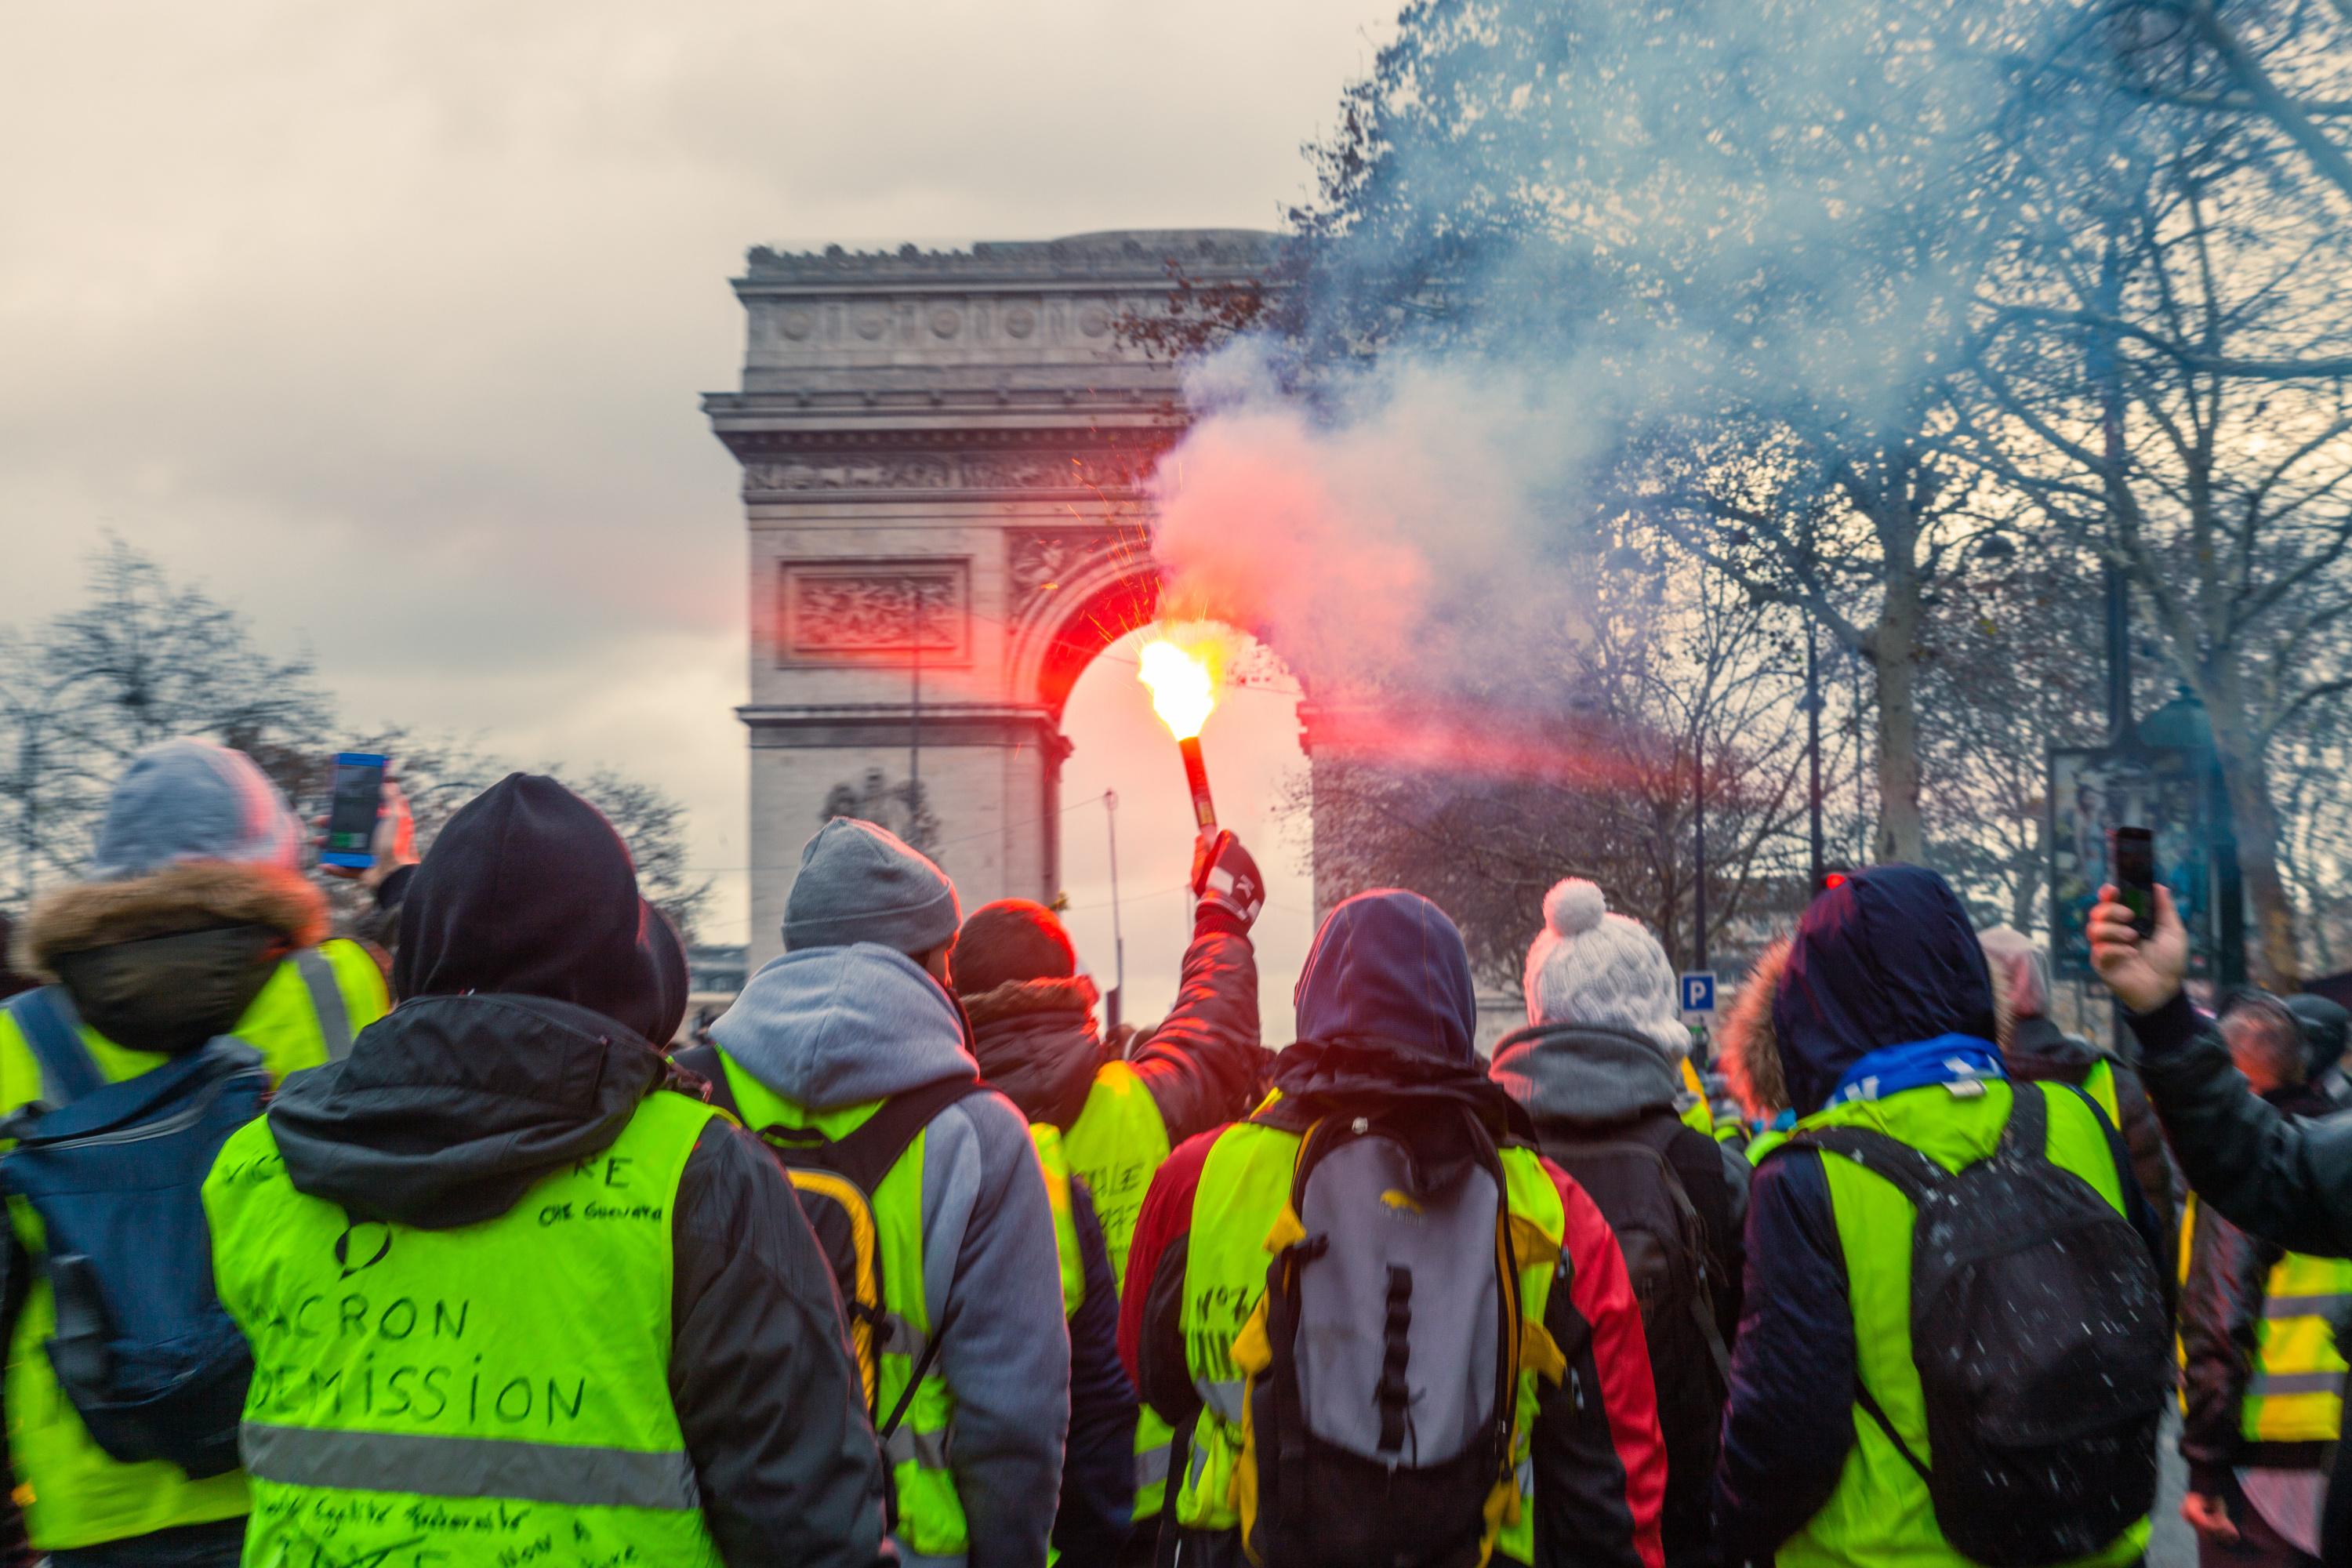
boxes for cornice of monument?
[735,228,1282,293]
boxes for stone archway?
[705,230,1277,966]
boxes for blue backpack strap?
[6,988,106,1106]
[293,947,353,1062]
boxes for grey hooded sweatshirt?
[713,943,1069,1568]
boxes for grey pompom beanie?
[1522,877,1690,1059]
[784,818,962,956]
[89,738,304,881]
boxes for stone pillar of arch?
[706,229,1279,967]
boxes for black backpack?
[1777,1082,2168,1567]
[673,1043,983,1438]
[1240,1102,1539,1568]
[1539,1116,1730,1392]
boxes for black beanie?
[394,773,675,1044]
[953,899,1077,997]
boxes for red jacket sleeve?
[1119,1126,1225,1388]
[1535,1157,1668,1568]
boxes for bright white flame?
[1138,637,1219,741]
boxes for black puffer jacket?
[267,775,892,1568]
[2127,992,2352,1566]
[2176,1080,2339,1499]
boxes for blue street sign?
[1680,971,1718,1014]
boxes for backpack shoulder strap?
[671,1042,739,1119]
[767,1076,989,1195]
[293,948,354,1062]
[5,989,103,1107]
[2001,1076,2052,1159]
[1781,1123,1947,1209]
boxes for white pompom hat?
[1522,878,1690,1059]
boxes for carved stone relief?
[780,561,970,662]
[742,450,1149,495]
[1007,528,1142,623]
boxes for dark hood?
[268,993,674,1228]
[1273,890,1520,1136]
[1294,889,1479,1066]
[1490,1021,1683,1128]
[394,773,685,1047]
[964,976,1102,1129]
[1773,864,1997,1118]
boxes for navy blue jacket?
[1056,1177,1137,1566]
[1711,866,2161,1565]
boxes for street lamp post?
[1104,789,1124,1033]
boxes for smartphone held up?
[2107,825,2158,939]
[321,753,390,870]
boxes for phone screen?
[322,753,389,869]
[2109,826,2157,937]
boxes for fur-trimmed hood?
[14,859,326,983]
[961,974,1100,1032]
[963,975,1103,1130]
[1719,937,1791,1123]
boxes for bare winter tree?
[0,544,710,944]
[0,541,334,904]
[1301,538,1831,985]
[1967,4,2352,984]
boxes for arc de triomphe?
[705,229,1284,967]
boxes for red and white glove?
[1191,829,1265,934]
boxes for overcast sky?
[2,0,1396,1033]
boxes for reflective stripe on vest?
[1031,1124,1086,1319]
[716,1050,969,1564]
[1776,1082,2150,1568]
[0,941,387,1553]
[1062,1059,1178,1518]
[2245,1250,2352,1442]
[203,1089,724,1567]
[1172,1120,1566,1564]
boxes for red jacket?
[1120,1127,1665,1568]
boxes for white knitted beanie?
[1522,878,1690,1059]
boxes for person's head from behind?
[395,773,687,1045]
[18,737,324,1051]
[1295,887,1479,1066]
[1520,877,1687,1058]
[950,898,1077,1000]
[2219,991,2307,1098]
[1976,924,2053,1047]
[1773,864,1998,1117]
[782,817,961,985]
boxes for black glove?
[1191,830,1265,935]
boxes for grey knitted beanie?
[783,817,962,956]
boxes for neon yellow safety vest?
[1,940,385,1552]
[1174,1119,1568,1566]
[205,1087,724,1567]
[2083,1058,2121,1125]
[1776,1080,2150,1568]
[1062,1060,1178,1521]
[716,1050,970,1568]
[2178,1196,2352,1444]
[1031,1124,1086,1319]
[1679,1058,1715,1138]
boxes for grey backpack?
[1243,1105,1527,1568]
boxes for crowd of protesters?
[2,739,2351,1568]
